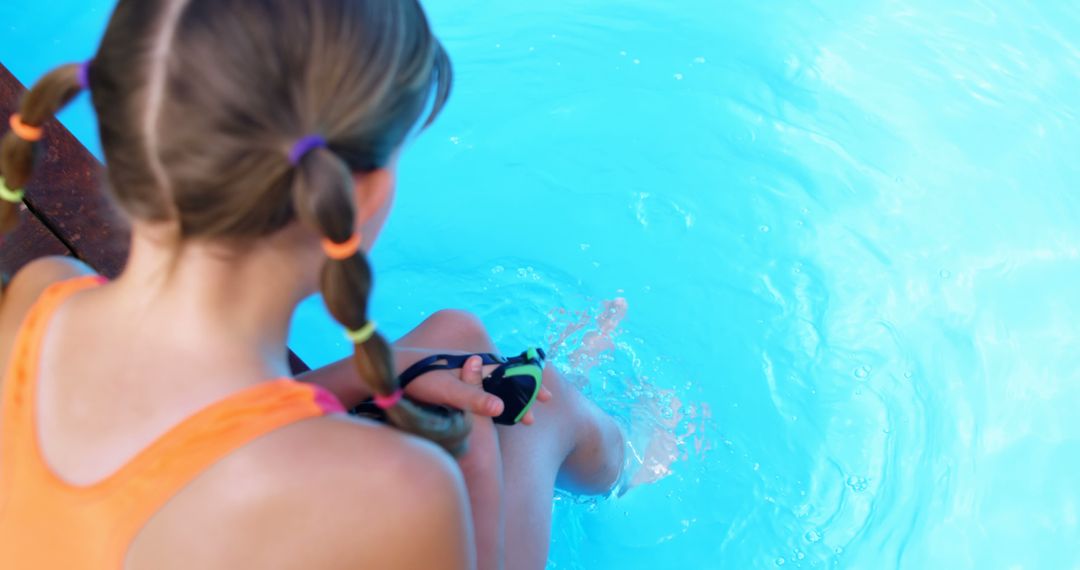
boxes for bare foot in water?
[568,297,628,378]
[623,388,711,493]
[546,297,709,494]
[625,389,682,491]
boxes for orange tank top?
[0,276,344,568]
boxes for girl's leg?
[494,360,624,569]
[395,310,624,570]
[395,312,506,570]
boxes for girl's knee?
[416,309,495,352]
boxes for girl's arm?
[299,347,508,416]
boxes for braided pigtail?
[1,63,88,234]
[290,141,471,456]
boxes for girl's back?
[0,257,470,570]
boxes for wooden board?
[0,209,72,278]
[0,62,129,279]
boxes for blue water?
[4,1,1079,568]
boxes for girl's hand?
[402,354,553,425]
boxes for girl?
[0,0,623,568]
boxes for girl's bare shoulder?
[0,257,96,371]
[190,415,475,569]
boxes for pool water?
[4,0,1079,568]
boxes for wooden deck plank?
[0,62,129,279]
[0,209,72,278]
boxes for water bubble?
[854,365,871,379]
[674,73,684,80]
[796,551,805,560]
[805,529,822,543]
[491,265,505,274]
[694,56,707,64]
[775,558,786,566]
[834,547,844,555]
[939,269,952,279]
[449,136,461,145]
[846,475,869,492]
[753,462,760,471]
[619,50,627,56]
[759,225,771,233]
[904,371,914,379]
[633,58,641,65]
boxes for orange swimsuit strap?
[0,276,343,568]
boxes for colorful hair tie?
[0,177,25,203]
[288,134,326,165]
[9,114,43,142]
[373,388,404,410]
[76,61,91,91]
[321,233,362,260]
[345,321,377,344]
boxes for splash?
[621,386,713,493]
[546,297,712,494]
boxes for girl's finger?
[461,355,484,385]
[407,372,504,417]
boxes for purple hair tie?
[289,135,327,165]
[76,61,91,91]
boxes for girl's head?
[0,0,469,454]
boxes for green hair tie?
[0,177,25,203]
[345,321,377,344]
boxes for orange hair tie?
[321,233,362,260]
[9,114,43,142]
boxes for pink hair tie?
[373,389,404,410]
